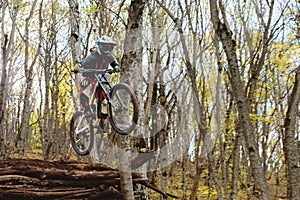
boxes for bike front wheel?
[70,111,94,156]
[109,83,139,135]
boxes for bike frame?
[82,69,124,118]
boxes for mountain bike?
[70,68,139,156]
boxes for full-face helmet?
[98,36,117,54]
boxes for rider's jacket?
[80,47,118,77]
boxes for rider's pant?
[79,77,107,116]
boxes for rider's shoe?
[97,121,106,135]
[99,118,105,129]
[99,113,108,132]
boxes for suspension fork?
[96,74,114,104]
[95,74,125,111]
[95,74,113,117]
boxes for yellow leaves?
[198,185,218,197]
[110,73,120,84]
[270,54,290,68]
[249,113,272,124]
[269,42,295,69]
[264,60,269,66]
[83,5,101,17]
[43,62,76,124]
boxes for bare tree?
[0,0,8,158]
[153,0,211,198]
[0,0,20,158]
[17,0,42,158]
[209,0,270,199]
[119,0,146,199]
[68,0,81,66]
[283,67,300,199]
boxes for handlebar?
[71,68,115,74]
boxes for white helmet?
[99,36,117,45]
[99,36,117,54]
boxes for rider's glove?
[110,61,121,73]
[114,65,121,73]
[72,63,81,73]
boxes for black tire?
[108,83,139,135]
[70,111,94,156]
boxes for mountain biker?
[78,36,121,129]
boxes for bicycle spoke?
[75,125,89,134]
[70,112,94,156]
[109,83,138,134]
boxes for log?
[0,158,178,199]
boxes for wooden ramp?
[0,158,177,199]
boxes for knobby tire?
[70,111,94,156]
[108,83,139,135]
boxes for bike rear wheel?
[109,83,139,135]
[70,111,94,156]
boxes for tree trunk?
[67,0,90,162]
[18,0,40,158]
[119,0,146,199]
[67,0,81,117]
[0,0,19,158]
[230,134,240,200]
[118,137,134,200]
[283,67,300,199]
[209,0,270,199]
[68,0,81,66]
[0,1,8,128]
[154,1,208,198]
[0,32,8,159]
[208,152,224,200]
